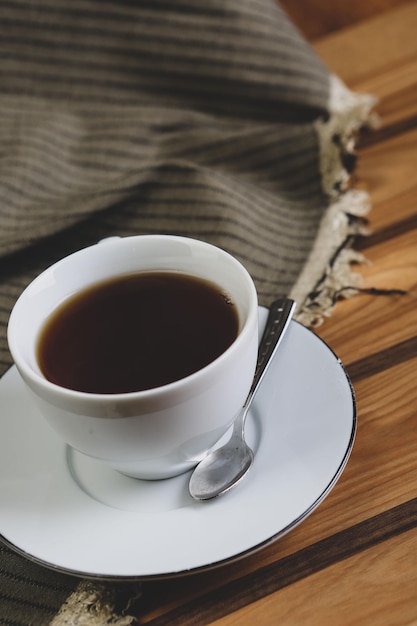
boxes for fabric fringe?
[50,580,142,626]
[292,75,378,326]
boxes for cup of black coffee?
[8,235,258,479]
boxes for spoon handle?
[243,299,296,409]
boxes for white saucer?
[0,310,356,580]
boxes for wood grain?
[211,528,417,626]
[357,128,417,208]
[312,2,417,81]
[279,0,415,42]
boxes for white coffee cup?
[8,235,258,479]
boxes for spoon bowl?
[189,298,295,501]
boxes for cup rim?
[8,235,258,403]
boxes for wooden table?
[126,4,417,624]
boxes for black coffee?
[37,271,239,394]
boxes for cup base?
[67,446,193,513]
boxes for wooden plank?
[357,127,417,210]
[356,57,417,135]
[211,527,417,626]
[313,2,417,87]
[356,185,417,234]
[279,0,414,42]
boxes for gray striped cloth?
[0,1,373,624]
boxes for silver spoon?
[189,298,296,501]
